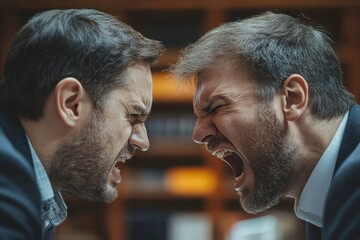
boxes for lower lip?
[111,166,122,184]
[234,172,244,192]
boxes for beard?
[47,111,118,203]
[238,104,299,214]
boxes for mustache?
[115,145,136,161]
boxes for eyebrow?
[198,95,229,116]
[131,104,150,116]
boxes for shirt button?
[42,204,50,211]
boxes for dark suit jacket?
[307,105,360,240]
[0,108,43,239]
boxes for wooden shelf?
[1,3,358,240]
[152,72,195,102]
[1,0,359,10]
[138,138,200,157]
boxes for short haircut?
[171,12,355,119]
[0,9,164,120]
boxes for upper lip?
[121,153,133,162]
[123,153,133,160]
[115,152,134,164]
[207,144,236,156]
[210,147,234,159]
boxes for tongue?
[111,166,122,184]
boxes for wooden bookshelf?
[0,1,359,240]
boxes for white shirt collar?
[294,111,349,227]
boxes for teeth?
[213,149,234,159]
[117,158,126,164]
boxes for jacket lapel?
[0,108,32,166]
[335,105,360,173]
[307,104,360,240]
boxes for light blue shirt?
[294,111,349,227]
[27,137,67,231]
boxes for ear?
[54,77,88,127]
[280,74,309,121]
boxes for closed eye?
[209,105,223,114]
[196,104,222,119]
[128,104,150,125]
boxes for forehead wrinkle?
[209,90,250,109]
[209,91,234,102]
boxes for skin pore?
[191,57,341,214]
[47,109,125,203]
[21,61,152,203]
[235,103,298,213]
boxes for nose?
[129,124,150,151]
[192,117,216,144]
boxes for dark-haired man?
[0,9,163,239]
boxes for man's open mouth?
[111,153,133,185]
[212,149,247,191]
[212,149,244,178]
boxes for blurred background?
[0,0,359,239]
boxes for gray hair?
[171,11,354,119]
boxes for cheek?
[117,128,132,147]
[214,114,254,147]
[104,119,132,152]
[214,113,244,135]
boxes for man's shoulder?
[0,107,43,239]
[0,108,33,168]
[333,143,360,186]
[329,142,360,205]
[323,144,360,240]
[0,107,39,203]
[325,143,360,221]
[0,107,39,192]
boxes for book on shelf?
[124,167,218,196]
[167,213,213,240]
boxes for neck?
[286,112,344,199]
[19,109,73,173]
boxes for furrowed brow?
[197,95,229,117]
[132,104,150,117]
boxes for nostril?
[193,134,213,145]
[201,135,213,144]
[131,142,149,152]
[140,145,149,152]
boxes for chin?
[77,184,118,203]
[102,184,118,203]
